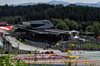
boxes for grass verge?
[82,43,100,48]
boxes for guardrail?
[0,50,40,54]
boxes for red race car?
[42,51,54,54]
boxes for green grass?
[14,36,17,39]
[82,43,100,48]
[21,42,29,45]
[14,36,29,45]
[0,54,29,66]
[70,40,80,44]
[7,30,11,34]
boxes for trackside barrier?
[0,50,40,54]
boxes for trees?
[80,22,87,31]
[86,26,93,32]
[55,20,69,30]
[0,16,23,24]
[71,21,79,30]
[0,4,100,23]
[14,16,23,24]
[51,18,63,26]
[0,4,100,32]
[64,18,71,27]
[79,29,83,36]
[64,19,79,30]
[92,22,100,37]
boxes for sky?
[0,0,100,5]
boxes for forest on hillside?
[1,4,100,22]
[0,4,100,36]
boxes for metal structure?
[11,20,70,48]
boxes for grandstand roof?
[15,25,69,35]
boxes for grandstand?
[11,20,70,48]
